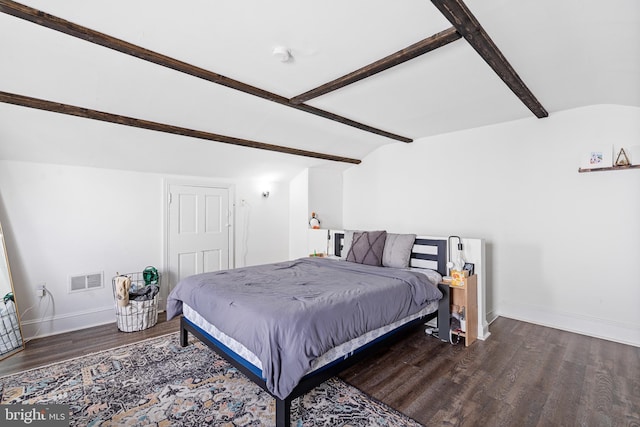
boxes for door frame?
[162,178,235,307]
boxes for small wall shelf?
[578,164,640,173]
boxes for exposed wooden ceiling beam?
[0,91,361,164]
[290,27,461,105]
[0,0,412,143]
[431,0,548,118]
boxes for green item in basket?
[143,266,159,285]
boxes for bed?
[167,231,449,426]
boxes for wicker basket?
[112,271,159,332]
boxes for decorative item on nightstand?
[450,269,469,287]
[463,262,475,276]
[446,235,464,277]
[309,212,321,229]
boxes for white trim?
[21,305,115,341]
[497,300,640,348]
[486,309,500,324]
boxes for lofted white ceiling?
[0,0,638,181]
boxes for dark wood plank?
[576,337,640,426]
[577,364,615,426]
[342,317,640,426]
[0,91,361,164]
[0,312,180,377]
[2,316,638,426]
[289,27,461,105]
[431,0,549,119]
[538,360,586,425]
[578,164,640,173]
[0,0,411,143]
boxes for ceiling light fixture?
[272,46,292,63]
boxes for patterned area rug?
[0,333,422,426]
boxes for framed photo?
[462,262,474,276]
[590,151,604,166]
[582,146,612,169]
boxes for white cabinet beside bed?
[307,228,330,257]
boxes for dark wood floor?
[0,312,182,376]
[341,317,640,427]
[1,316,638,426]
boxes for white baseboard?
[479,321,491,341]
[23,300,637,349]
[497,301,640,348]
[21,306,115,341]
[486,309,499,325]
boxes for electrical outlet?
[37,283,46,297]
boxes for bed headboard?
[333,232,447,276]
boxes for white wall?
[288,167,343,259]
[3,105,638,347]
[308,168,343,230]
[0,160,289,339]
[235,179,290,267]
[288,169,310,260]
[343,105,640,347]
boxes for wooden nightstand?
[438,274,478,347]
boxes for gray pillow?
[346,231,387,266]
[382,233,416,268]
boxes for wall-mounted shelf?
[578,164,640,173]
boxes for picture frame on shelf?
[582,146,612,169]
[578,145,640,173]
[463,262,475,276]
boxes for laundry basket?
[112,271,160,332]
[0,297,22,354]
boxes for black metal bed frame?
[179,232,449,426]
[181,310,439,427]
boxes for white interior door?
[168,184,231,292]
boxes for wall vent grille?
[69,272,104,293]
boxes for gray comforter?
[166,257,442,399]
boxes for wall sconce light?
[262,191,270,198]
